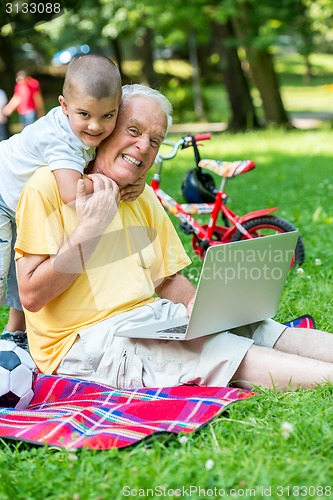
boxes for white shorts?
[56,299,286,389]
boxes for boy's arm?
[120,175,146,202]
[53,169,94,205]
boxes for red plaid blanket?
[0,374,252,449]
[0,316,313,449]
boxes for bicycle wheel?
[231,215,305,266]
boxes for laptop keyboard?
[156,324,188,334]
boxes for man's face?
[94,95,167,187]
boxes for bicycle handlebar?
[156,133,211,161]
[193,133,211,141]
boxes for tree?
[225,0,289,126]
[210,18,261,130]
[102,0,206,117]
[9,0,322,129]
[229,0,315,126]
[0,0,80,91]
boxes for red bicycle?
[150,133,305,265]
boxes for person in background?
[0,89,9,141]
[2,70,45,128]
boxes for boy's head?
[58,54,122,148]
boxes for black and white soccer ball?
[0,339,38,409]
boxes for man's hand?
[155,273,196,316]
[76,173,120,235]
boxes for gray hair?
[121,84,173,130]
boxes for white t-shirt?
[0,106,96,211]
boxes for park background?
[0,1,333,498]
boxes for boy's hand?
[120,176,146,202]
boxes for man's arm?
[17,252,79,312]
[155,273,196,315]
[17,174,119,312]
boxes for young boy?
[0,54,145,349]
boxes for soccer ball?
[0,339,38,409]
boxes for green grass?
[0,386,332,499]
[1,127,333,498]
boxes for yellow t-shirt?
[15,168,191,374]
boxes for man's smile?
[122,154,142,166]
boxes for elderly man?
[15,84,333,391]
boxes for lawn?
[0,126,333,499]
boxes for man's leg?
[274,327,333,363]
[232,344,333,390]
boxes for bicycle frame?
[149,134,305,265]
[151,177,277,244]
[150,142,278,250]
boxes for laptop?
[114,231,298,341]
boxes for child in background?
[0,54,145,349]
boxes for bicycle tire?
[231,215,305,266]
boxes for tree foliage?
[1,0,331,128]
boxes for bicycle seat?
[198,159,256,178]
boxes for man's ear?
[58,95,68,115]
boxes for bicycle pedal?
[179,222,194,234]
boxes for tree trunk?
[188,29,205,122]
[140,26,158,87]
[0,35,15,95]
[111,37,124,80]
[244,47,290,126]
[302,53,312,84]
[232,3,290,127]
[211,19,261,131]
